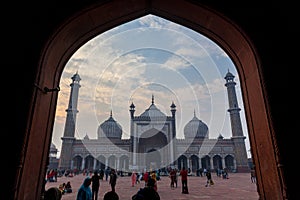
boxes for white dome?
[184,113,208,139]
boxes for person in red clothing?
[169,169,176,188]
[179,167,189,194]
[131,171,137,187]
[143,171,149,187]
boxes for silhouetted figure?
[91,170,101,200]
[103,191,119,200]
[205,170,214,187]
[109,169,117,192]
[44,187,62,200]
[250,168,256,183]
[65,181,72,193]
[132,178,160,200]
[180,167,189,194]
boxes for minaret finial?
[152,94,154,104]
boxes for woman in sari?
[76,177,92,200]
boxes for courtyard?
[45,172,259,200]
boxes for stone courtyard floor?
[45,173,259,200]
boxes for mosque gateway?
[58,71,249,174]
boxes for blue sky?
[52,14,251,158]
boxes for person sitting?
[132,178,160,200]
[58,183,66,195]
[65,181,72,193]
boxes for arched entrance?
[145,149,161,171]
[16,1,284,199]
[84,155,94,171]
[72,155,82,170]
[178,155,187,170]
[138,129,167,170]
[213,155,223,170]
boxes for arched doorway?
[84,155,94,171]
[96,155,106,170]
[145,149,161,171]
[138,129,168,170]
[201,155,211,170]
[16,1,284,199]
[225,155,235,172]
[213,155,223,170]
[178,155,188,170]
[72,155,82,170]
[190,155,199,173]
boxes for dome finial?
[110,110,113,117]
[194,109,196,117]
[152,94,154,104]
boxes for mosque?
[57,71,249,174]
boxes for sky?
[51,14,251,158]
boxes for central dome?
[184,111,208,139]
[98,111,122,139]
[139,95,166,118]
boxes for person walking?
[143,171,149,187]
[174,169,178,188]
[109,169,117,192]
[205,170,214,187]
[250,168,256,183]
[91,170,101,200]
[179,167,189,194]
[105,167,110,181]
[169,169,176,188]
[131,171,137,187]
[150,172,158,191]
[76,177,92,200]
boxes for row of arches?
[71,153,235,173]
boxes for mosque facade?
[58,71,249,174]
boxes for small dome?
[98,111,122,139]
[184,112,208,139]
[71,72,81,82]
[224,70,235,80]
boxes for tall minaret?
[224,70,249,172]
[59,72,81,170]
[129,101,136,169]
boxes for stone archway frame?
[16,0,285,199]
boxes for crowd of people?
[43,166,245,200]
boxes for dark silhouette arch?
[14,1,286,199]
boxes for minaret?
[224,70,249,172]
[59,72,81,170]
[170,101,176,166]
[129,101,136,170]
[170,101,176,138]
